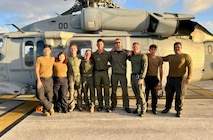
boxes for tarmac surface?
[0,80,213,140]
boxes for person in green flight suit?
[80,49,95,113]
[109,38,131,113]
[67,44,83,112]
[92,39,111,113]
[128,42,148,117]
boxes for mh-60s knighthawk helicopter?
[0,0,213,94]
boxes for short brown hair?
[149,44,157,49]
[133,42,140,46]
[97,39,104,44]
[174,42,182,47]
[70,43,78,49]
[115,38,122,41]
[43,44,52,50]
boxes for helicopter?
[0,0,213,94]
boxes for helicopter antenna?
[55,12,60,16]
[7,24,25,33]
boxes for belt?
[40,77,52,80]
[82,74,93,77]
[96,69,107,71]
[131,73,140,79]
[168,76,182,79]
[54,76,67,79]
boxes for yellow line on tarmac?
[188,85,213,98]
[14,96,38,101]
[0,95,17,102]
[0,101,39,133]
[188,84,203,90]
[0,94,39,102]
[193,89,213,97]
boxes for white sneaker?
[90,106,94,113]
[69,105,75,112]
[49,104,55,115]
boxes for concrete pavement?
[1,99,213,140]
[0,80,213,140]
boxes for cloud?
[183,0,213,13]
[112,0,180,12]
[114,0,126,7]
[200,21,213,33]
[0,0,75,14]
[143,0,179,11]
[0,0,75,29]
[0,27,10,33]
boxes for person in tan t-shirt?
[145,44,163,115]
[161,42,192,117]
[53,52,69,113]
[35,44,55,117]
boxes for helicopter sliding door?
[202,41,213,80]
[67,37,116,56]
[6,37,24,84]
[0,37,8,81]
[6,37,39,85]
[66,37,126,83]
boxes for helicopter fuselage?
[0,7,212,94]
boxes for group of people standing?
[35,38,192,118]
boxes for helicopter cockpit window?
[70,40,92,56]
[24,41,34,67]
[36,41,45,57]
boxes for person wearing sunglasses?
[109,38,131,113]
